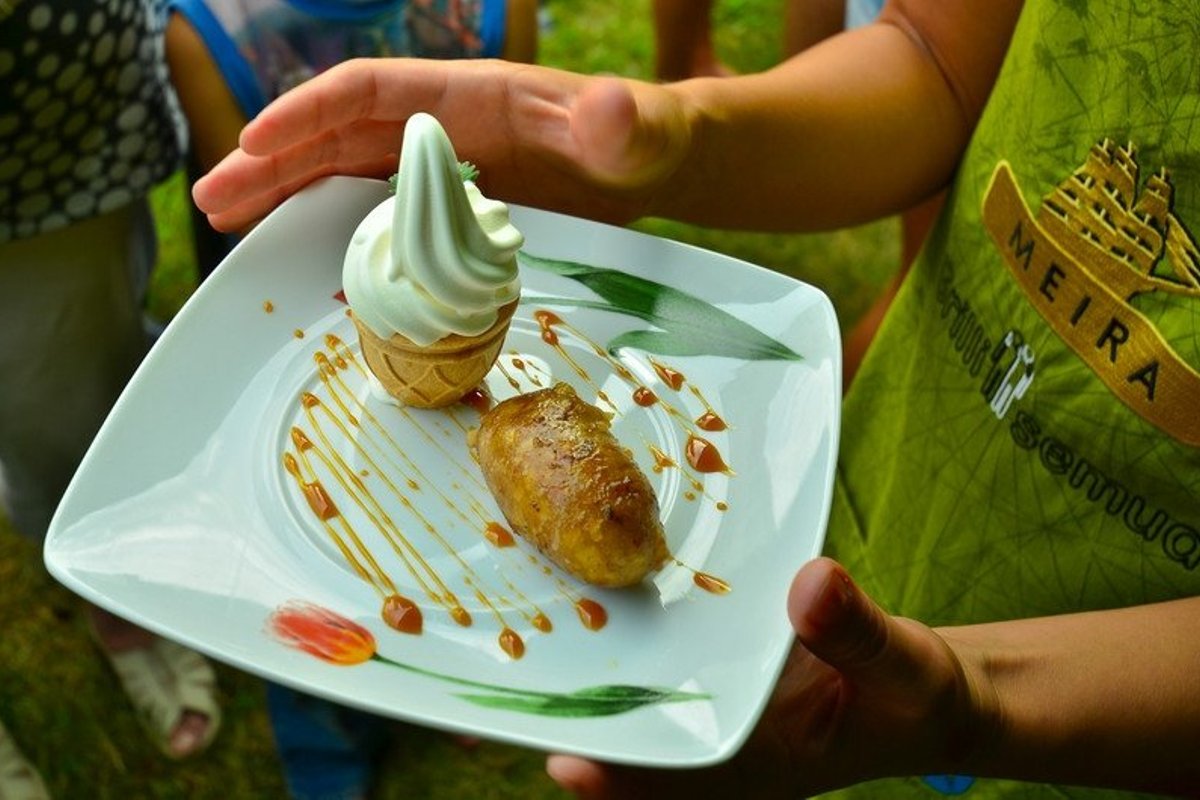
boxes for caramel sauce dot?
[383,595,423,634]
[685,434,729,473]
[575,599,608,631]
[302,481,339,521]
[650,360,686,391]
[695,411,727,432]
[693,572,731,595]
[460,388,491,414]
[532,613,552,633]
[633,386,658,407]
[485,522,515,547]
[499,628,525,660]
[450,606,472,627]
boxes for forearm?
[165,12,247,173]
[651,2,1020,231]
[944,597,1200,794]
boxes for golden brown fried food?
[473,382,669,587]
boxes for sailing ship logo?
[982,139,1200,447]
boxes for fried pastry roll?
[473,383,669,587]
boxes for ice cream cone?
[353,300,518,408]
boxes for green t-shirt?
[825,0,1200,796]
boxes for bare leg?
[502,0,539,63]
[653,0,732,81]
[89,606,216,758]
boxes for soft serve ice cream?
[344,113,524,407]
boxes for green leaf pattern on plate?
[519,251,803,362]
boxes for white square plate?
[44,176,840,767]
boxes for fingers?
[546,755,712,800]
[194,125,400,231]
[238,58,447,155]
[788,558,953,700]
[788,557,897,675]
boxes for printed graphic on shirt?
[981,140,1200,446]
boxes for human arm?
[192,0,1021,233]
[547,557,1200,797]
[164,11,248,174]
[652,0,730,81]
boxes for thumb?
[569,77,692,190]
[788,557,934,686]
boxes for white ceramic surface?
[44,176,841,767]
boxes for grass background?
[1,1,896,797]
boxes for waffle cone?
[352,300,518,408]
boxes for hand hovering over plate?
[192,59,696,233]
[547,556,1001,798]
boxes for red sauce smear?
[685,434,728,473]
[534,310,561,346]
[484,522,515,547]
[383,594,423,634]
[633,386,658,407]
[575,599,608,631]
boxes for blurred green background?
[0,1,896,798]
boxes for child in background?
[0,1,220,794]
[163,0,537,278]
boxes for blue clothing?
[168,0,508,118]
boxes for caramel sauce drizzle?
[532,311,619,413]
[649,358,685,391]
[263,300,275,313]
[689,385,728,431]
[648,445,676,473]
[672,558,732,596]
[693,571,731,595]
[296,334,587,655]
[494,358,522,391]
[284,311,745,658]
[529,310,733,496]
[294,408,459,618]
[282,449,400,599]
[506,353,545,387]
[301,392,533,631]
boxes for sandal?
[99,638,222,759]
[0,719,50,800]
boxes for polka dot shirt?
[0,0,185,244]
